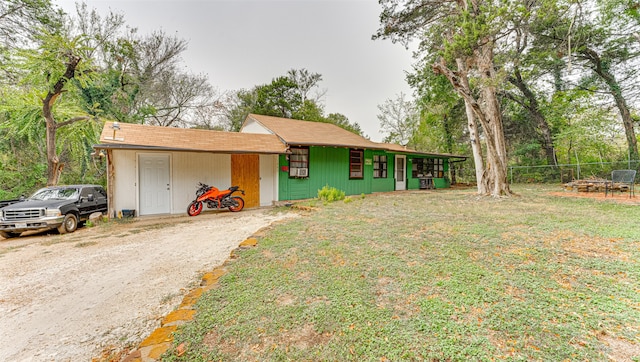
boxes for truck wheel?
[57,214,78,234]
[0,231,20,239]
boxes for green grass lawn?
[163,185,640,361]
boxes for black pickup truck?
[0,185,107,238]
[0,198,22,208]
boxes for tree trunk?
[582,48,639,163]
[456,58,488,194]
[477,42,511,196]
[435,54,511,197]
[508,68,558,166]
[605,79,638,163]
[611,92,638,163]
[42,53,82,186]
[44,95,62,186]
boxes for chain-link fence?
[450,160,640,185]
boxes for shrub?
[317,185,345,202]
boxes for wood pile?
[562,178,608,193]
[563,179,631,193]
[609,183,631,192]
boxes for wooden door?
[231,154,260,208]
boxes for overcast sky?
[55,0,416,141]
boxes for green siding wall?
[371,151,395,192]
[279,147,398,200]
[278,148,452,200]
[406,156,450,190]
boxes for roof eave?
[383,148,467,159]
[284,142,386,149]
[93,143,287,155]
[405,151,468,160]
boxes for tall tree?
[225,68,363,135]
[224,88,257,131]
[535,0,640,163]
[375,0,517,196]
[409,66,468,155]
[500,9,560,167]
[4,4,129,186]
[254,76,301,118]
[287,68,325,104]
[325,112,363,135]
[67,3,224,129]
[377,92,419,146]
[503,67,558,166]
[548,89,621,165]
[26,31,96,185]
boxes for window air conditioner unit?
[296,168,308,177]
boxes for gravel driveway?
[0,208,296,361]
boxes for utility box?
[121,209,136,218]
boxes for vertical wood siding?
[278,147,377,200]
[231,154,260,208]
[276,148,454,200]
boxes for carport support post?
[107,149,116,219]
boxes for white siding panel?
[240,119,272,134]
[112,150,137,214]
[110,150,243,216]
[171,153,231,214]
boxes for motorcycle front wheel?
[187,201,203,216]
[228,196,244,212]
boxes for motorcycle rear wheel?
[187,201,203,216]
[228,196,244,212]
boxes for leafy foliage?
[377,92,419,146]
[317,185,346,202]
[0,2,229,193]
[225,68,364,135]
[374,0,640,188]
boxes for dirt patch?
[548,190,640,205]
[0,208,297,361]
[598,333,640,361]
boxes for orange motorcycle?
[187,182,245,216]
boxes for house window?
[412,158,445,178]
[434,158,444,178]
[289,147,309,178]
[349,149,363,179]
[373,154,387,178]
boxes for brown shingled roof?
[96,122,287,154]
[244,114,382,149]
[243,114,466,159]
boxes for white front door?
[395,155,406,191]
[259,154,277,206]
[139,154,171,215]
